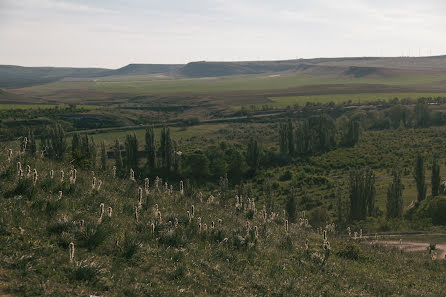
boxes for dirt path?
[360,233,446,260]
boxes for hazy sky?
[0,0,445,68]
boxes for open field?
[268,92,446,107]
[0,104,100,110]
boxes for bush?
[78,223,110,251]
[335,243,366,261]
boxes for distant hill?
[2,55,446,88]
[103,64,183,76]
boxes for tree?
[349,167,376,220]
[414,154,426,202]
[160,127,173,171]
[114,140,123,177]
[101,141,107,171]
[125,134,138,170]
[185,150,209,181]
[342,119,360,147]
[432,155,441,197]
[279,122,288,155]
[145,126,156,170]
[414,102,431,128]
[287,120,294,155]
[48,123,67,160]
[336,186,343,222]
[286,187,298,223]
[246,137,261,174]
[386,168,404,218]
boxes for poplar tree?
[432,155,441,197]
[386,168,404,218]
[414,154,426,202]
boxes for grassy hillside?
[1,148,446,296]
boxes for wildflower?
[32,169,38,185]
[347,227,351,237]
[97,180,102,191]
[187,211,191,223]
[359,229,363,239]
[354,232,358,239]
[138,187,143,207]
[26,165,31,178]
[180,180,184,195]
[154,176,160,191]
[60,170,64,183]
[57,191,63,200]
[323,230,327,242]
[305,239,309,251]
[164,182,168,192]
[50,169,54,179]
[112,166,117,178]
[135,206,139,223]
[69,242,75,263]
[157,211,162,224]
[108,207,113,218]
[191,205,195,217]
[129,168,135,181]
[211,221,215,229]
[285,220,289,233]
[174,218,179,228]
[17,161,22,173]
[91,176,96,190]
[254,226,258,239]
[144,178,149,194]
[151,222,155,235]
[7,149,12,163]
[199,192,203,203]
[70,169,77,184]
[218,219,222,228]
[203,223,208,232]
[199,223,202,232]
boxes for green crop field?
[18,72,446,96]
[268,92,446,107]
[0,104,100,110]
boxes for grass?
[18,72,446,96]
[90,123,229,148]
[268,92,446,107]
[0,104,100,110]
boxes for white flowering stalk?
[347,227,351,237]
[254,226,258,239]
[151,222,155,235]
[157,211,162,224]
[22,137,28,154]
[70,169,77,184]
[154,176,159,191]
[199,223,202,232]
[199,192,203,203]
[108,207,113,218]
[191,205,195,217]
[246,221,250,233]
[211,221,215,229]
[138,187,143,208]
[91,176,96,190]
[57,190,63,200]
[354,232,358,239]
[203,223,208,232]
[112,166,116,178]
[359,229,363,239]
[179,180,184,195]
[60,170,64,183]
[207,195,214,204]
[218,219,222,228]
[129,169,135,181]
[144,178,149,194]
[305,239,309,251]
[26,165,31,178]
[8,149,12,163]
[153,204,159,217]
[17,161,22,174]
[187,211,191,223]
[69,242,75,263]
[285,220,289,233]
[134,206,139,223]
[50,169,54,179]
[97,180,102,191]
[164,182,168,193]
[97,203,104,223]
[323,230,327,242]
[32,169,38,185]
[197,217,201,225]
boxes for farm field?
[268,92,446,107]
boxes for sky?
[0,0,445,69]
